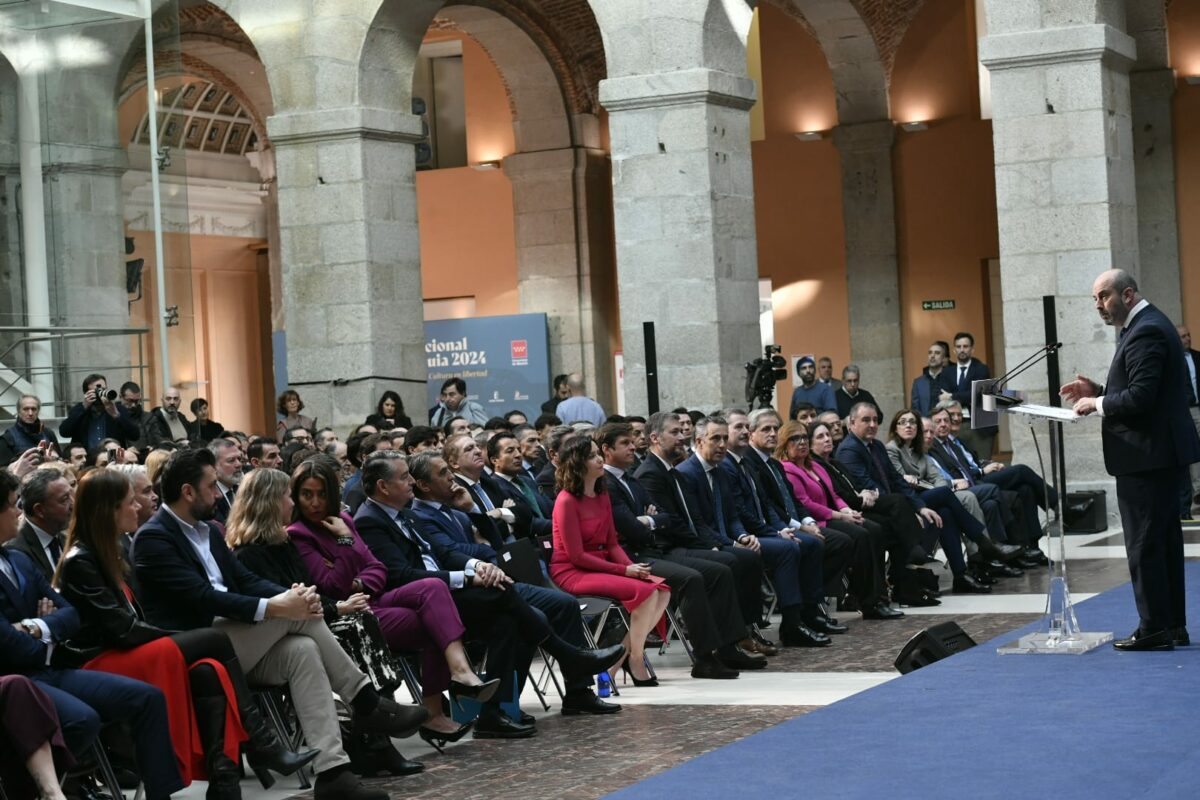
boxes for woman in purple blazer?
[283,459,499,750]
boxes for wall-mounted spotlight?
[899,121,929,132]
[793,131,825,142]
[471,161,501,171]
[1185,75,1200,86]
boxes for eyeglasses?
[897,419,917,427]
[787,435,809,444]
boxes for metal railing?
[0,326,151,419]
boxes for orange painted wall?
[1168,2,1200,336]
[892,0,999,383]
[416,31,519,316]
[752,4,851,404]
[128,232,274,435]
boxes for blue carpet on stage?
[607,563,1200,800]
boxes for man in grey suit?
[1063,269,1200,651]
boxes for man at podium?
[1062,269,1200,651]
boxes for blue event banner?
[424,313,551,420]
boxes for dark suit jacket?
[143,408,192,446]
[408,501,502,563]
[603,469,668,557]
[1100,303,1200,476]
[926,438,980,483]
[948,360,997,434]
[5,523,64,581]
[909,369,956,418]
[353,500,465,587]
[132,507,286,630]
[835,387,882,422]
[675,454,740,545]
[814,455,866,510]
[535,462,557,499]
[741,449,802,527]
[633,453,709,550]
[0,549,80,674]
[59,403,141,447]
[485,474,552,540]
[835,434,925,508]
[718,454,777,538]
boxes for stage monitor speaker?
[893,621,977,674]
[1064,490,1107,534]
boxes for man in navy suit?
[484,433,554,539]
[598,422,762,676]
[678,417,838,647]
[1063,269,1200,651]
[950,332,998,459]
[133,449,425,800]
[0,470,181,797]
[405,451,620,714]
[352,452,622,736]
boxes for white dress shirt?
[164,505,267,621]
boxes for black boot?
[541,637,626,677]
[195,697,242,800]
[239,699,319,789]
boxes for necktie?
[47,536,63,567]
[515,477,545,518]
[709,472,729,541]
[737,460,766,522]
[767,459,800,520]
[470,482,495,512]
[867,443,892,493]
[942,441,973,485]
[959,365,967,388]
[668,470,698,533]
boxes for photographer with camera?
[58,373,140,450]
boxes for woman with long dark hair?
[55,470,317,798]
[549,437,669,686]
[364,391,413,431]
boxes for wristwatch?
[19,619,39,637]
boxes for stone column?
[833,120,904,416]
[267,107,428,432]
[599,69,761,413]
[980,2,1138,496]
[1130,68,1182,321]
[503,146,615,410]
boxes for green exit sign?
[922,299,956,311]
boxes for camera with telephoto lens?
[99,388,119,402]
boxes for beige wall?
[892,0,999,383]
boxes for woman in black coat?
[364,391,412,431]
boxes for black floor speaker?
[893,621,977,674]
[1064,490,1107,533]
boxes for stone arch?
[765,0,889,123]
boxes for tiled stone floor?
[291,705,810,800]
[166,527,1198,800]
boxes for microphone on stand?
[979,343,1062,411]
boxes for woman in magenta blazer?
[283,459,498,749]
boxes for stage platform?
[606,562,1200,800]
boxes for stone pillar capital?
[979,25,1136,74]
[599,68,756,113]
[832,120,896,153]
[266,107,425,147]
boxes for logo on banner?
[511,340,529,366]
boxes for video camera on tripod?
[744,345,788,410]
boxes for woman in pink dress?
[549,437,670,686]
